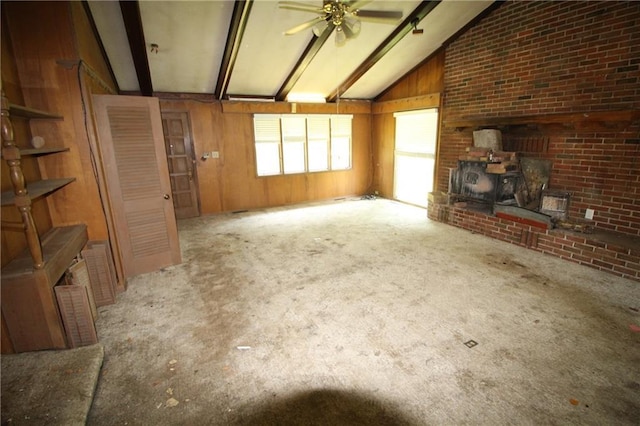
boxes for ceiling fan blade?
[278,1,324,13]
[346,0,373,12]
[354,9,403,22]
[284,16,326,35]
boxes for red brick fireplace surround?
[430,1,640,281]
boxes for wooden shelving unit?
[2,225,87,352]
[1,91,88,352]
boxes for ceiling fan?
[280,0,403,46]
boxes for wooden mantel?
[443,109,640,131]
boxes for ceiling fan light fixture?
[343,16,361,39]
[312,19,328,37]
[279,0,402,47]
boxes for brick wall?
[439,1,640,236]
[428,202,640,282]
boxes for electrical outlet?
[585,208,594,220]
[210,151,219,159]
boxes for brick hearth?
[428,198,640,282]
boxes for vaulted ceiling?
[86,0,497,101]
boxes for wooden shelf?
[1,147,70,159]
[2,93,88,353]
[0,178,75,206]
[19,147,70,156]
[443,109,640,130]
[9,104,62,120]
[1,224,88,280]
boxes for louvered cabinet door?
[92,95,181,278]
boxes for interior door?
[161,112,200,219]
[92,95,182,278]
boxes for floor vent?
[82,240,117,307]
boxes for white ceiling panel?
[139,1,234,93]
[86,0,494,100]
[288,1,422,98]
[87,1,139,91]
[227,1,315,97]
[343,0,494,99]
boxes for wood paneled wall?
[159,99,372,213]
[70,2,115,91]
[377,49,445,102]
[1,5,52,267]
[370,112,395,198]
[1,1,117,263]
[370,50,445,198]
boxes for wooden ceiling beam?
[216,0,254,100]
[119,1,153,96]
[327,0,441,102]
[275,26,335,102]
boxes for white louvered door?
[92,95,181,278]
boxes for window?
[307,116,330,172]
[393,109,439,208]
[330,115,352,170]
[281,116,306,174]
[253,114,352,176]
[253,115,281,176]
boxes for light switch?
[585,208,594,220]
[210,151,219,159]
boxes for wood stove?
[449,160,519,204]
